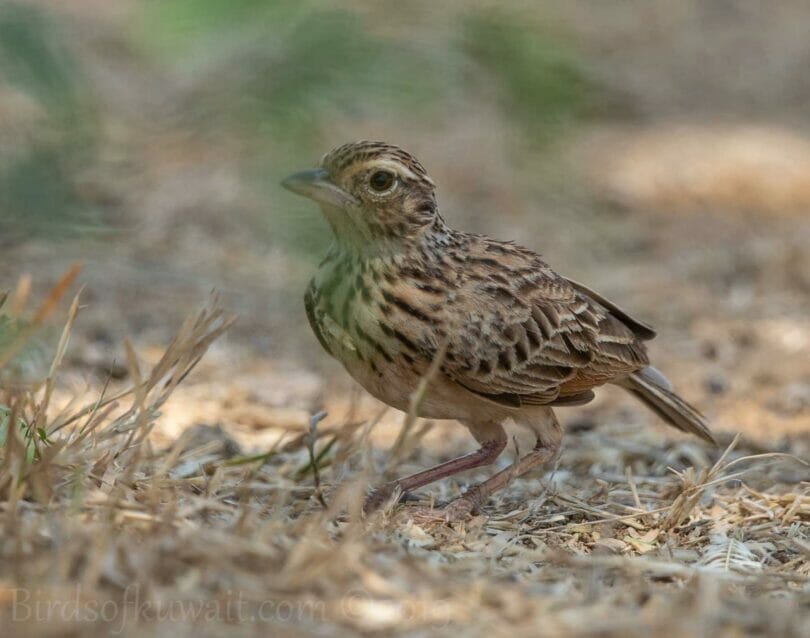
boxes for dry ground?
[0,256,807,637]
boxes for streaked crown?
[320,141,440,244]
[321,141,434,187]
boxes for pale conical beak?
[281,168,356,208]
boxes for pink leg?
[430,409,563,521]
[364,424,507,512]
[440,438,560,519]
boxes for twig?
[307,411,329,508]
[388,342,447,467]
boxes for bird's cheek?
[316,202,354,235]
[344,207,386,242]
[317,202,348,222]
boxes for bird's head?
[282,141,441,249]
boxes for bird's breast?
[308,254,462,413]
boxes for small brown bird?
[283,141,715,520]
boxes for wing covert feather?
[436,240,651,406]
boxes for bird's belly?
[340,353,506,422]
[340,356,415,413]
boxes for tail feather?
[619,367,716,445]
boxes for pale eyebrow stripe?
[372,158,436,187]
[372,159,420,180]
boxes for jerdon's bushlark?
[283,141,716,520]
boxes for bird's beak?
[281,168,356,208]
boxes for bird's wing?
[437,241,651,408]
[564,278,656,341]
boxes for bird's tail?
[618,367,716,445]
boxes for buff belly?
[339,350,517,423]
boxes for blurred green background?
[0,1,594,247]
[1,1,809,438]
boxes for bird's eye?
[369,170,396,193]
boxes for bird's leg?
[364,423,507,513]
[438,439,560,521]
[436,410,563,521]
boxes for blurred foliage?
[136,1,590,153]
[0,5,82,120]
[0,3,101,242]
[461,9,592,144]
[0,296,61,463]
[137,0,444,152]
[0,307,48,384]
[0,1,594,251]
[135,1,593,255]
[0,405,42,465]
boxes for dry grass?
[0,274,807,637]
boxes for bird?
[282,141,716,521]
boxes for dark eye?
[369,170,395,192]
